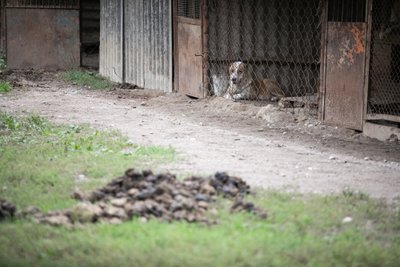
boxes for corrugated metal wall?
[99,0,123,82]
[0,0,5,55]
[124,0,172,91]
[100,0,172,91]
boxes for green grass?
[0,81,11,93]
[0,112,175,211]
[0,113,399,267]
[62,70,114,90]
[0,54,6,70]
[0,193,399,267]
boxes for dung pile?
[0,198,16,220]
[29,170,267,226]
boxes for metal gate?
[174,0,204,98]
[6,0,80,69]
[367,0,400,123]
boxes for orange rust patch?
[351,26,365,54]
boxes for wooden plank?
[324,22,366,130]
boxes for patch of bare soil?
[1,70,400,201]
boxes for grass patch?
[0,81,11,93]
[0,112,175,211]
[0,113,399,267]
[62,70,114,90]
[0,54,6,70]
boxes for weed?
[0,54,6,70]
[342,187,370,201]
[0,81,11,93]
[62,70,114,90]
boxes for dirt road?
[1,71,399,200]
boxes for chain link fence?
[368,0,400,117]
[206,0,322,109]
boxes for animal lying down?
[223,61,285,101]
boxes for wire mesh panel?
[368,0,400,118]
[178,0,200,19]
[206,0,322,106]
[6,0,79,9]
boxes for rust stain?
[351,26,365,54]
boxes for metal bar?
[363,0,373,129]
[366,114,400,123]
[319,0,328,121]
[173,0,179,92]
[121,0,125,83]
[202,0,209,97]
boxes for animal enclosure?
[368,0,400,122]
[206,0,322,104]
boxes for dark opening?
[328,0,366,22]
[391,44,400,83]
[178,0,200,19]
[80,0,99,69]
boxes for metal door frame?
[173,0,208,97]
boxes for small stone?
[197,201,209,209]
[200,182,216,195]
[19,206,41,218]
[329,156,337,160]
[68,202,102,223]
[128,188,140,196]
[88,190,106,202]
[41,215,71,226]
[0,199,16,219]
[342,216,353,224]
[104,206,128,220]
[137,188,157,200]
[111,198,128,207]
[125,201,146,216]
[195,193,209,202]
[209,208,218,216]
[71,190,86,201]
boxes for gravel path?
[1,72,399,200]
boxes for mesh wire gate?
[368,0,400,117]
[206,0,322,108]
[5,0,79,8]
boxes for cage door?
[174,0,204,98]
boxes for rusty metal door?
[6,8,80,69]
[175,0,204,98]
[323,0,367,130]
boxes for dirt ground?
[1,70,400,201]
